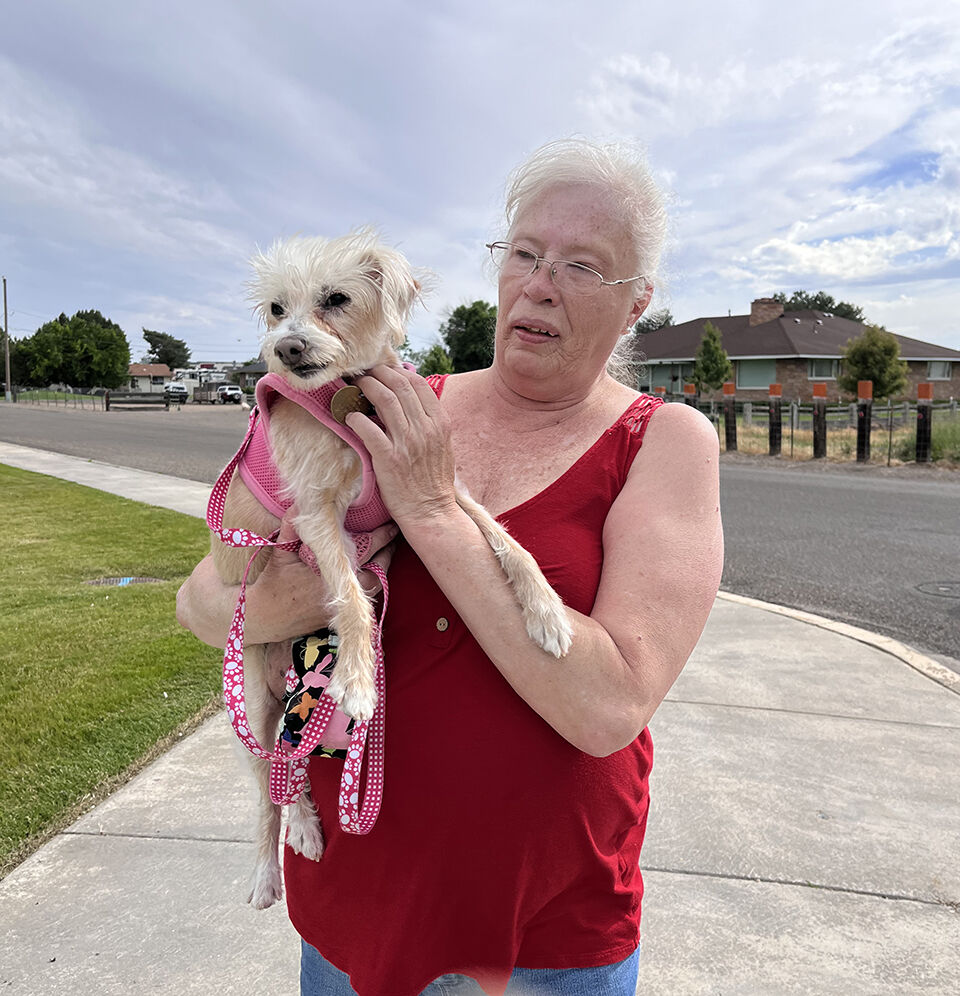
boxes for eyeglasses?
[486,242,646,297]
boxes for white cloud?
[570,11,960,348]
[0,58,248,262]
[2,1,960,357]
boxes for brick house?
[634,298,960,402]
[233,359,267,389]
[128,363,171,392]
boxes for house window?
[928,361,952,380]
[736,359,777,390]
[646,364,673,392]
[644,363,693,392]
[807,359,839,380]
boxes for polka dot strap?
[207,406,301,553]
[268,562,389,834]
[212,408,388,832]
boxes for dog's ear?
[361,249,423,348]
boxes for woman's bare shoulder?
[643,399,719,446]
[623,401,720,501]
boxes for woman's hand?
[347,365,460,526]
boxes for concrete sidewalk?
[1,443,959,994]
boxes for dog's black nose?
[274,336,307,367]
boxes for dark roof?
[238,360,268,373]
[635,310,960,362]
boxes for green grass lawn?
[10,390,106,409]
[0,464,222,875]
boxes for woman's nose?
[522,259,557,301]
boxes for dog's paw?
[286,808,325,862]
[326,672,378,721]
[524,596,573,658]
[247,863,283,910]
[324,647,378,720]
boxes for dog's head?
[248,228,428,385]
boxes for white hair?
[502,138,668,282]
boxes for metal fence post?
[812,382,827,459]
[856,381,873,463]
[916,383,933,463]
[768,383,782,456]
[722,382,737,451]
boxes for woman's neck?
[480,361,611,424]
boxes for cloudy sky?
[2,0,959,367]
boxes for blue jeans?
[300,939,640,995]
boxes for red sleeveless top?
[285,379,665,996]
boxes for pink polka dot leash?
[207,409,388,834]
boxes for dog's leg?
[243,644,288,909]
[292,500,378,722]
[455,491,573,658]
[285,785,325,860]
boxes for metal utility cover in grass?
[85,577,165,586]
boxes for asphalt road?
[3,401,959,667]
[718,455,960,669]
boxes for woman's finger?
[269,503,304,562]
[359,540,396,597]
[353,370,409,433]
[353,522,400,564]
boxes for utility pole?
[3,277,11,403]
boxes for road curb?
[717,590,960,696]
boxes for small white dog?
[211,229,572,908]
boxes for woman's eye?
[270,302,284,318]
[322,292,350,309]
[514,248,537,262]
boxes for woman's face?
[494,182,650,392]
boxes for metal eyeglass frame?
[486,241,646,296]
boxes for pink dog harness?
[207,376,394,834]
[238,371,392,533]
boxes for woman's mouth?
[515,324,558,339]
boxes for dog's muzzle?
[274,335,308,368]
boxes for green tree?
[13,315,66,385]
[399,336,455,376]
[400,342,454,376]
[773,290,864,323]
[439,301,496,373]
[9,338,27,385]
[14,311,130,388]
[142,328,191,370]
[632,308,674,334]
[837,324,908,400]
[691,321,733,392]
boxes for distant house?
[635,298,960,402]
[128,363,171,392]
[234,359,267,388]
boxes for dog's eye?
[270,302,285,318]
[322,292,350,309]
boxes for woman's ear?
[624,281,654,333]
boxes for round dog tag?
[331,385,373,425]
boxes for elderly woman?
[178,139,723,996]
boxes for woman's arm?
[348,367,723,756]
[175,518,399,649]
